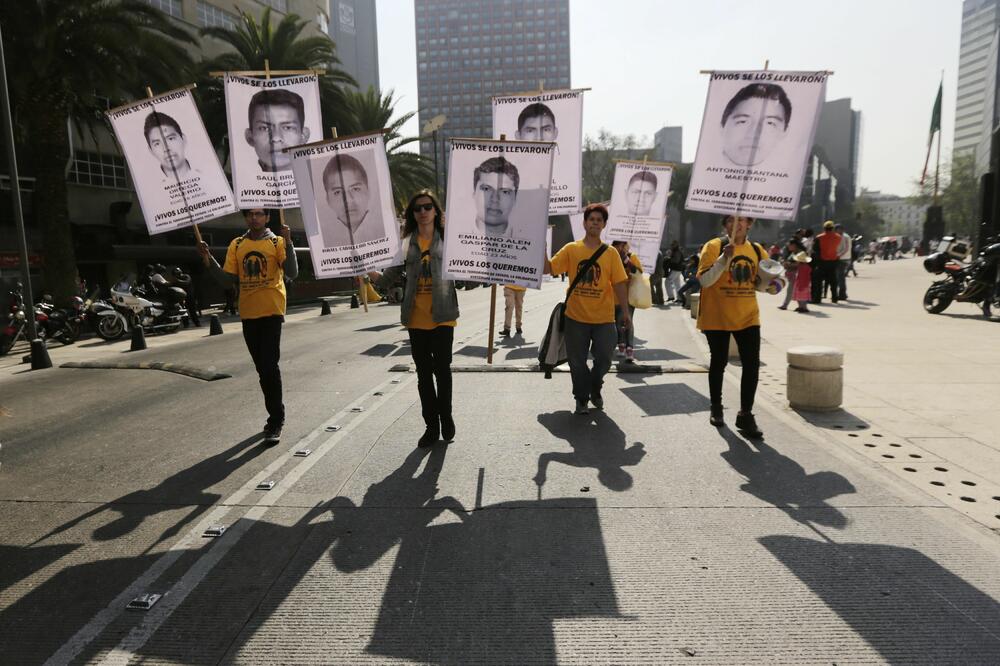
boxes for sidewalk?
[744,257,1000,532]
[9,288,999,664]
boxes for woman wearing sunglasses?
[376,190,459,448]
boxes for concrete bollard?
[129,326,147,352]
[350,294,359,309]
[787,346,843,411]
[30,338,53,369]
[209,315,224,336]
[320,299,332,316]
[688,293,700,319]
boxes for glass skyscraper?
[414,0,571,188]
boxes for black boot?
[440,414,455,442]
[418,421,440,448]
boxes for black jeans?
[408,326,454,428]
[242,315,284,428]
[704,326,760,413]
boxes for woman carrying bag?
[612,240,644,362]
[371,190,458,448]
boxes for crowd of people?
[204,191,901,449]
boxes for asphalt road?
[2,276,1000,664]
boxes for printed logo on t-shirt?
[728,255,755,285]
[576,259,602,291]
[241,251,269,290]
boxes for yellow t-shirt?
[696,237,762,331]
[550,241,628,324]
[624,253,643,274]
[408,236,457,330]
[504,284,527,292]
[223,234,287,320]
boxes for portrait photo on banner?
[106,88,236,235]
[606,161,672,244]
[492,89,583,214]
[290,134,400,279]
[224,73,323,209]
[442,139,554,288]
[686,70,828,220]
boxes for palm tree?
[339,87,436,208]
[0,1,195,301]
[196,6,356,151]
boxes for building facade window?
[69,151,129,190]
[258,0,288,12]
[145,0,182,18]
[197,1,238,29]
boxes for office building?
[864,190,928,238]
[653,126,682,163]
[955,0,999,159]
[413,0,571,182]
[328,0,380,92]
[812,97,862,212]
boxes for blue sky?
[377,0,961,196]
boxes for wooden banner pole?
[486,133,510,365]
[146,85,202,243]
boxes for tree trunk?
[25,102,78,303]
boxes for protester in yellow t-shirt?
[545,203,630,415]
[197,208,298,444]
[370,190,459,448]
[611,240,643,362]
[500,283,526,337]
[696,215,765,438]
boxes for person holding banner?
[197,209,299,444]
[545,203,630,415]
[375,191,459,448]
[696,215,765,438]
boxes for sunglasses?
[414,203,435,212]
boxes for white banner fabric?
[442,139,555,288]
[492,89,584,214]
[606,161,672,243]
[290,133,400,278]
[106,88,237,235]
[686,70,828,220]
[224,73,323,209]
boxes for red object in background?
[0,252,44,268]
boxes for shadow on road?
[718,427,856,529]
[534,410,646,493]
[760,535,1000,663]
[621,382,710,416]
[30,433,266,550]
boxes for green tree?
[911,152,978,238]
[0,0,195,301]
[852,193,886,239]
[581,129,647,204]
[337,87,435,208]
[196,6,356,152]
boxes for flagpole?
[934,71,943,204]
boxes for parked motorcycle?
[109,273,187,334]
[922,236,1000,318]
[0,286,47,356]
[36,294,83,344]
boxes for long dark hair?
[402,190,444,238]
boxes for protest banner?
[289,132,400,278]
[606,160,672,243]
[106,86,236,235]
[492,88,584,214]
[442,138,554,288]
[224,73,322,209]
[686,70,829,220]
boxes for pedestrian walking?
[612,240,642,362]
[197,208,298,444]
[650,249,665,305]
[696,215,765,438]
[664,240,686,303]
[374,190,459,448]
[500,283,525,336]
[545,203,630,415]
[812,220,841,304]
[835,223,851,300]
[675,254,701,307]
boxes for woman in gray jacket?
[377,191,459,448]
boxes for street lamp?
[422,114,446,200]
